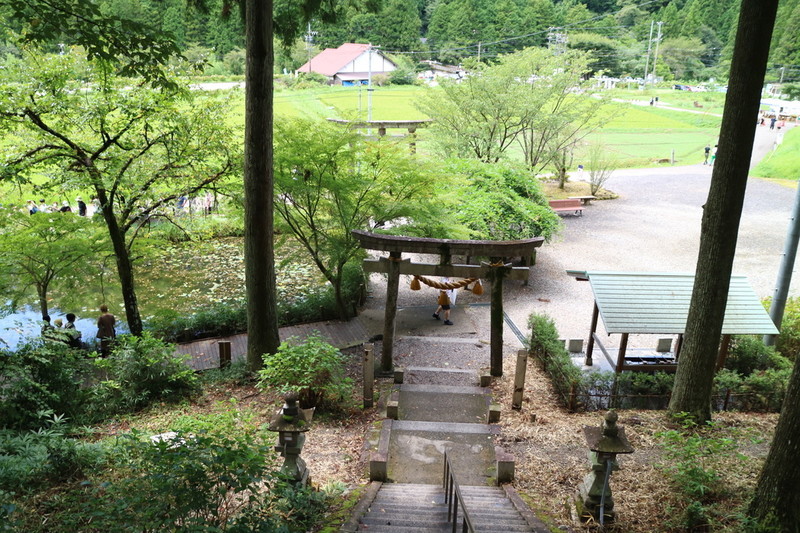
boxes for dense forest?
[1,0,799,81]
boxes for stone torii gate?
[353,230,544,377]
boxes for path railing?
[443,451,475,533]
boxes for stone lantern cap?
[268,392,314,433]
[583,410,634,455]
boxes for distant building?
[296,43,397,86]
[417,60,465,84]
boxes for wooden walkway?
[175,318,370,371]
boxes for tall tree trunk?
[96,190,143,336]
[243,0,280,371]
[749,356,800,530]
[667,0,778,422]
[38,285,49,321]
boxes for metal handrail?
[443,451,475,533]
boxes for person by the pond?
[41,314,54,337]
[76,197,87,217]
[65,312,82,349]
[96,304,116,357]
[432,278,457,326]
[703,145,711,165]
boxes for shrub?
[258,333,354,410]
[90,333,199,415]
[725,335,791,375]
[0,342,92,430]
[0,413,106,492]
[528,313,582,408]
[16,429,327,532]
[775,296,800,361]
[146,303,248,343]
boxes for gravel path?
[363,123,798,359]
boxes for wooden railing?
[443,451,475,533]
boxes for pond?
[0,237,327,349]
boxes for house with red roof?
[296,43,397,86]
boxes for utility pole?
[367,44,374,135]
[478,42,482,62]
[651,21,663,83]
[304,22,317,73]
[547,27,567,55]
[644,20,654,85]
[780,66,785,84]
[765,179,800,346]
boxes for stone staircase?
[341,366,550,532]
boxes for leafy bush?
[775,296,800,361]
[15,429,327,532]
[0,342,91,430]
[258,333,354,410]
[0,413,106,492]
[146,303,248,343]
[725,335,791,375]
[451,160,561,242]
[90,333,199,415]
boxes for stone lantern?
[268,392,314,486]
[578,410,634,525]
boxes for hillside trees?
[0,49,240,335]
[273,118,454,319]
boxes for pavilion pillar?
[585,302,599,366]
[488,259,511,377]
[381,251,402,375]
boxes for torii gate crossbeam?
[353,230,544,377]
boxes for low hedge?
[527,312,791,412]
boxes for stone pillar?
[363,343,374,408]
[488,260,510,377]
[381,251,402,375]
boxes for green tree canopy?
[273,117,456,318]
[0,48,241,334]
[0,208,106,319]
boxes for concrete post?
[363,343,374,408]
[512,350,527,410]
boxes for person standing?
[65,313,82,349]
[770,117,776,130]
[76,197,87,217]
[710,145,718,166]
[96,304,116,357]
[703,145,711,165]
[432,278,457,326]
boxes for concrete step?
[404,366,479,386]
[397,385,490,424]
[358,524,450,533]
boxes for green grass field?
[751,126,800,181]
